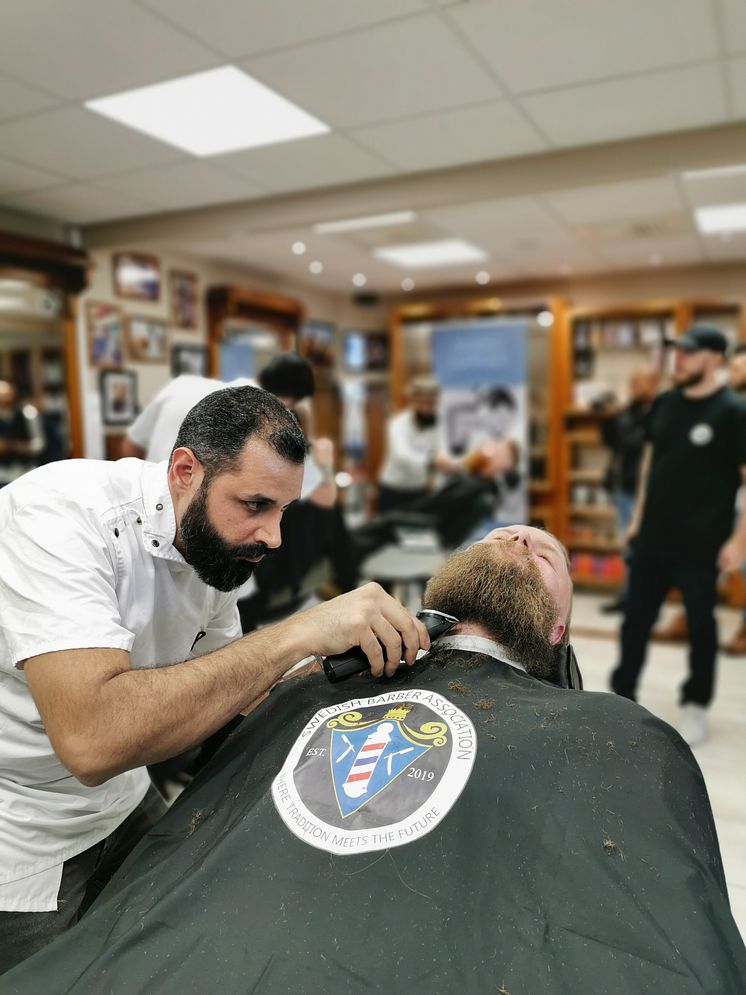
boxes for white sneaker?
[678,704,709,747]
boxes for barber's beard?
[179,482,270,592]
[422,543,560,681]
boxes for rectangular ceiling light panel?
[374,238,487,269]
[694,203,746,235]
[86,66,329,157]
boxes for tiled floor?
[571,592,746,941]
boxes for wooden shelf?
[571,574,623,591]
[565,431,602,446]
[569,504,616,520]
[568,540,621,554]
[569,470,605,485]
[529,481,553,495]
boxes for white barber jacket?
[0,458,241,910]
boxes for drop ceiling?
[1,0,746,293]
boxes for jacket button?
[152,539,160,548]
[113,528,119,538]
[156,502,163,511]
[136,517,142,524]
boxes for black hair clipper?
[322,609,459,683]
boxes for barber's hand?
[297,583,430,677]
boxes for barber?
[0,385,429,972]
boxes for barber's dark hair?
[258,353,315,402]
[172,385,306,479]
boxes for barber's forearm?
[76,622,309,784]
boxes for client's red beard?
[422,542,561,681]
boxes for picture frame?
[126,316,169,364]
[99,369,138,425]
[86,300,125,369]
[112,252,161,302]
[297,320,336,369]
[342,329,389,372]
[169,269,199,329]
[170,343,208,377]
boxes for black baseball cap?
[674,324,728,354]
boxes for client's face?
[423,527,571,681]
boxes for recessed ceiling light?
[291,241,306,255]
[86,66,328,157]
[313,211,415,235]
[694,203,746,235]
[374,239,487,270]
[401,278,415,292]
[309,260,323,274]
[475,270,490,285]
[352,273,367,287]
[537,310,554,328]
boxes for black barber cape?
[8,647,745,994]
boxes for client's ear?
[549,620,566,646]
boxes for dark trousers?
[0,784,167,975]
[611,548,719,707]
[377,484,428,514]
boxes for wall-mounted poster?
[112,252,161,301]
[86,301,124,368]
[298,320,335,368]
[170,270,199,329]
[171,343,208,377]
[100,369,137,425]
[126,317,168,363]
[343,330,389,372]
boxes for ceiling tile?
[0,74,60,121]
[0,0,218,100]
[422,196,572,248]
[596,234,704,267]
[5,183,154,224]
[720,0,746,55]
[0,106,184,180]
[242,15,501,128]
[140,0,429,58]
[98,162,267,211]
[521,65,726,147]
[352,101,546,172]
[544,177,685,224]
[701,231,746,260]
[447,0,717,94]
[0,157,66,198]
[681,165,746,208]
[215,133,394,193]
[727,57,746,119]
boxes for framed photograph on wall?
[100,369,138,425]
[298,320,336,368]
[86,300,125,368]
[342,329,389,372]
[112,252,161,301]
[170,343,208,377]
[126,316,168,363]
[169,270,199,329]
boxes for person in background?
[599,365,660,614]
[0,379,45,488]
[610,325,746,746]
[721,345,746,653]
[377,375,506,514]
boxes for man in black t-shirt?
[611,325,746,745]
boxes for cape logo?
[271,690,476,856]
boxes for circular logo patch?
[689,422,713,446]
[272,689,477,855]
